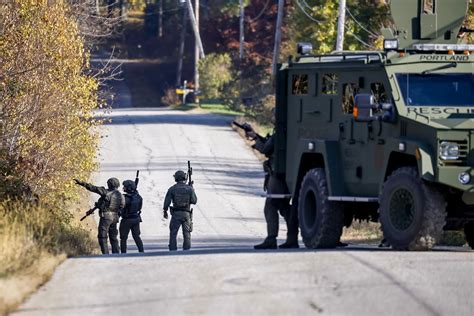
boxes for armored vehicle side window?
[342,83,359,114]
[322,73,338,95]
[371,82,388,103]
[423,0,434,14]
[292,74,309,95]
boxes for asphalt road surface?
[15,108,474,316]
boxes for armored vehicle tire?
[379,167,446,251]
[464,223,474,249]
[297,168,344,248]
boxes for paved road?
[15,108,474,316]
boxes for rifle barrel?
[135,170,140,186]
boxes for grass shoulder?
[0,192,97,315]
[173,103,245,116]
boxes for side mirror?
[353,94,376,122]
[353,94,397,123]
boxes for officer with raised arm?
[75,177,125,254]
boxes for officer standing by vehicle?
[120,180,144,253]
[163,170,197,251]
[75,178,125,254]
[244,126,299,249]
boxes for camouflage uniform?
[252,134,299,249]
[76,178,125,254]
[163,172,197,251]
[120,180,144,253]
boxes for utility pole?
[336,0,346,51]
[176,3,187,87]
[272,0,284,78]
[185,0,204,58]
[194,0,200,104]
[239,0,244,61]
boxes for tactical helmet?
[107,177,120,189]
[122,180,136,193]
[173,170,186,182]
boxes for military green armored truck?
[273,0,474,250]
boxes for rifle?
[232,121,265,142]
[135,170,140,187]
[134,170,143,222]
[80,204,99,221]
[187,160,193,187]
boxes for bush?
[0,2,99,204]
[198,53,233,100]
[221,77,243,111]
[161,87,182,107]
[249,94,276,125]
[0,2,98,277]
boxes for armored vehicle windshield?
[396,73,474,106]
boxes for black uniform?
[253,134,299,248]
[163,181,197,251]
[120,191,144,253]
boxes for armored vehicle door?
[337,70,390,196]
[285,69,331,192]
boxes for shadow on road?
[100,111,234,127]
[71,236,469,261]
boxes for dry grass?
[0,252,65,316]
[342,221,383,245]
[0,201,96,278]
[0,199,97,314]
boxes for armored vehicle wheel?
[379,167,446,250]
[464,223,474,249]
[297,168,344,248]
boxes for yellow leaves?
[0,2,101,205]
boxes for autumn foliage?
[0,2,99,203]
[0,1,100,277]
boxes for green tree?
[198,53,233,99]
[285,0,388,56]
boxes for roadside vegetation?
[0,1,106,313]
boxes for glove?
[245,130,257,140]
[163,210,169,219]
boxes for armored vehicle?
[273,0,474,250]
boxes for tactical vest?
[172,185,192,211]
[123,193,142,218]
[105,190,123,213]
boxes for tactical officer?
[245,129,299,249]
[163,170,197,251]
[120,180,144,253]
[74,178,125,254]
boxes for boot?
[120,239,127,253]
[378,238,390,248]
[98,238,109,254]
[279,240,299,249]
[254,240,277,250]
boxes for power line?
[346,7,379,38]
[292,1,378,50]
[345,24,375,49]
[294,0,326,24]
[249,0,270,22]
